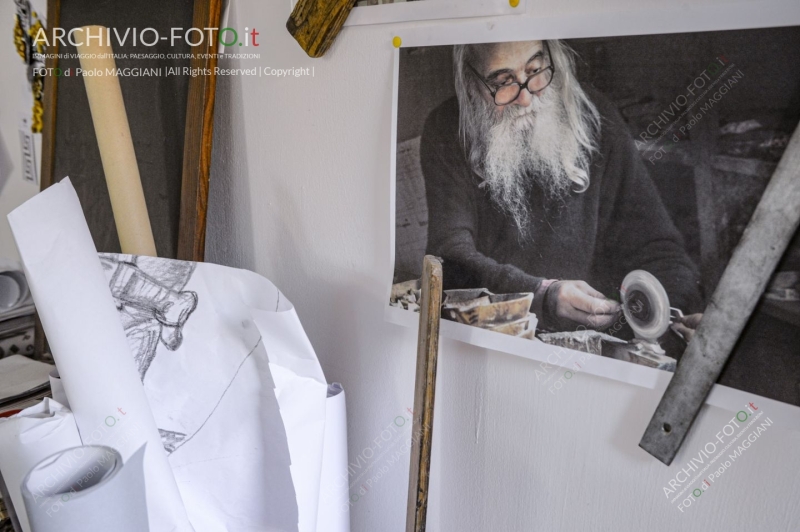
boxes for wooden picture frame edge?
[177,0,223,262]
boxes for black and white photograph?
[391,26,800,406]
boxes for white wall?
[206,1,800,531]
[0,1,43,261]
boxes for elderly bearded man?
[421,40,704,335]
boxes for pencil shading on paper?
[100,254,198,380]
[158,429,188,454]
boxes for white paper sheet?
[0,398,82,532]
[125,260,304,531]
[253,295,330,532]
[122,260,330,531]
[168,336,298,531]
[8,178,348,531]
[98,253,263,455]
[316,384,350,532]
[8,178,193,531]
[21,445,148,532]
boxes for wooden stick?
[406,255,443,532]
[75,26,157,257]
[640,123,800,465]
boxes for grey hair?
[453,40,601,193]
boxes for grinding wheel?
[620,270,671,342]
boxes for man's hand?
[671,313,703,342]
[544,280,621,329]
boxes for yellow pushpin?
[392,36,402,48]
[509,0,520,7]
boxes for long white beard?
[467,86,586,234]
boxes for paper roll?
[74,26,156,257]
[0,398,82,532]
[48,369,68,408]
[8,179,193,531]
[253,301,329,532]
[21,445,148,532]
[316,383,350,532]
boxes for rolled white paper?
[253,300,329,532]
[7,179,193,531]
[316,383,350,532]
[48,369,68,408]
[0,398,82,532]
[21,445,148,532]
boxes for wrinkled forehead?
[472,40,544,74]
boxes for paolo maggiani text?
[34,66,315,77]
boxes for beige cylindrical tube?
[75,26,157,256]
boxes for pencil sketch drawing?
[158,429,188,454]
[99,254,270,455]
[99,253,198,379]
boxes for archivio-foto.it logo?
[32,26,260,48]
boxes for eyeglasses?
[467,42,555,106]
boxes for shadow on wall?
[205,0,255,270]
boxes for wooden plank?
[38,0,60,192]
[406,255,443,532]
[176,0,223,262]
[639,123,800,465]
[34,0,61,358]
[286,0,357,58]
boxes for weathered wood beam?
[406,255,443,532]
[286,0,356,58]
[639,122,800,465]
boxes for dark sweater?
[421,92,703,317]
